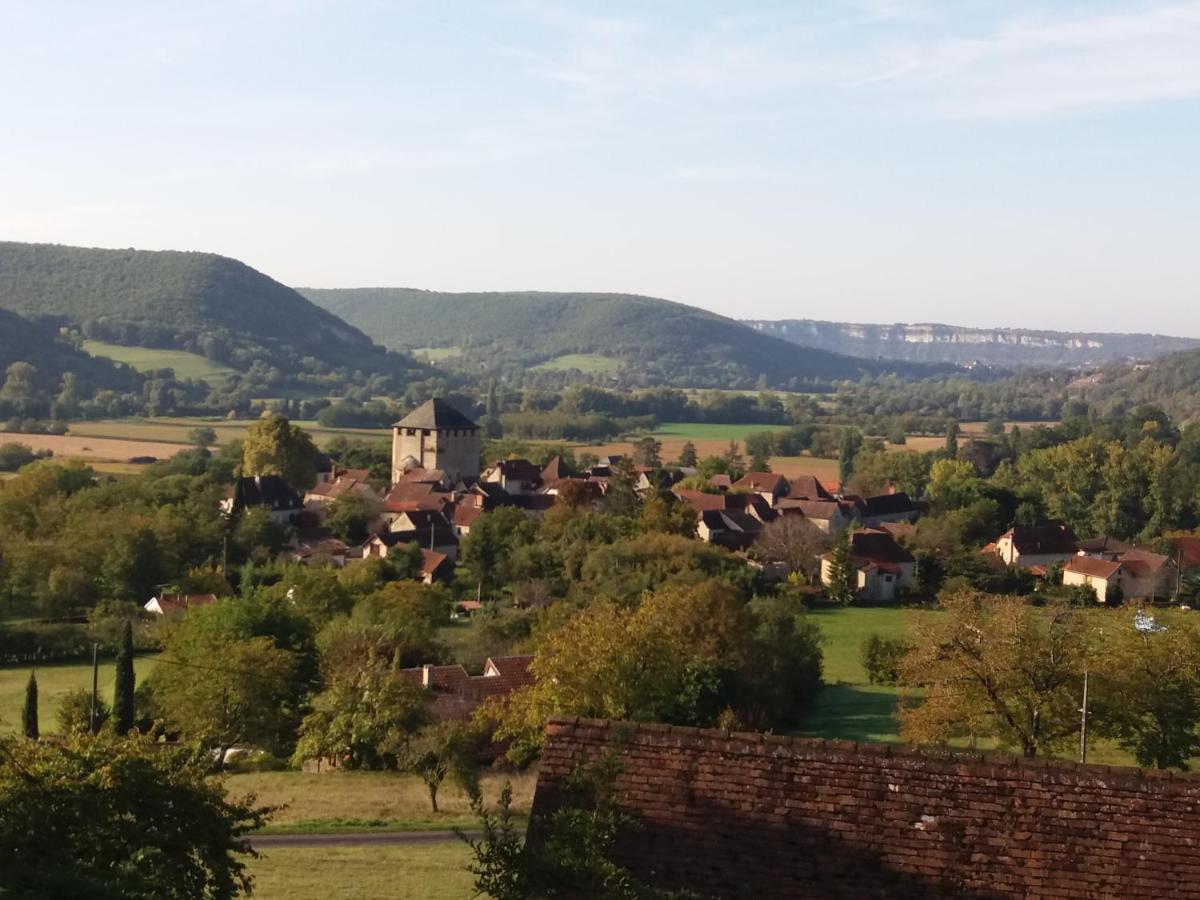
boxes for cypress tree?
[826,528,858,605]
[21,671,38,740]
[113,620,136,735]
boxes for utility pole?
[90,642,100,734]
[1078,669,1090,764]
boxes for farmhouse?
[399,655,535,722]
[221,475,303,523]
[144,593,217,615]
[820,528,915,602]
[993,522,1078,569]
[1063,555,1123,603]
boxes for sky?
[1,1,1199,333]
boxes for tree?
[113,620,136,735]
[824,528,857,604]
[388,541,425,581]
[399,721,482,812]
[293,663,429,769]
[152,634,301,768]
[838,430,862,486]
[899,590,1088,757]
[323,492,379,544]
[631,436,662,469]
[636,493,697,538]
[677,441,698,468]
[459,506,540,596]
[754,515,830,583]
[58,688,110,734]
[745,431,774,473]
[0,732,267,899]
[603,457,640,518]
[1093,613,1200,769]
[944,419,959,458]
[484,580,803,763]
[21,671,37,740]
[187,426,218,450]
[241,413,319,490]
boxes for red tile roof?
[1065,556,1121,579]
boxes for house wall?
[392,426,481,483]
[997,543,1073,570]
[533,717,1200,900]
[1063,569,1112,603]
[1121,567,1176,601]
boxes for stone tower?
[391,398,481,484]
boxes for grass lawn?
[246,840,475,900]
[533,353,623,375]
[226,770,536,833]
[797,606,944,745]
[82,341,238,385]
[0,655,159,734]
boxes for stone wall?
[532,717,1200,899]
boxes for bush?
[860,633,911,685]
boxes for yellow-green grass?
[82,341,238,385]
[246,841,475,900]
[533,353,623,375]
[227,770,536,833]
[0,655,160,734]
[412,346,464,362]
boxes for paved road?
[250,830,478,848]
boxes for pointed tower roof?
[394,398,478,430]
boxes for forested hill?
[746,319,1200,368]
[300,288,949,390]
[1076,348,1200,423]
[0,242,430,387]
[0,308,140,393]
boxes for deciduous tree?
[899,590,1089,757]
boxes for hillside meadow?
[81,340,238,385]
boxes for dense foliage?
[0,733,267,899]
[302,287,947,390]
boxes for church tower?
[391,398,481,484]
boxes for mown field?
[81,341,238,385]
[246,840,475,900]
[69,418,389,448]
[533,353,623,375]
[0,431,190,465]
[226,770,536,834]
[0,655,160,734]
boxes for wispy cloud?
[518,1,1200,120]
[855,3,1200,117]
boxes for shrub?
[860,633,912,685]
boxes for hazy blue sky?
[2,1,1198,332]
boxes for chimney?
[421,664,433,688]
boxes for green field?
[0,655,160,734]
[69,418,389,449]
[533,353,624,375]
[82,341,238,385]
[247,840,474,900]
[412,346,464,362]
